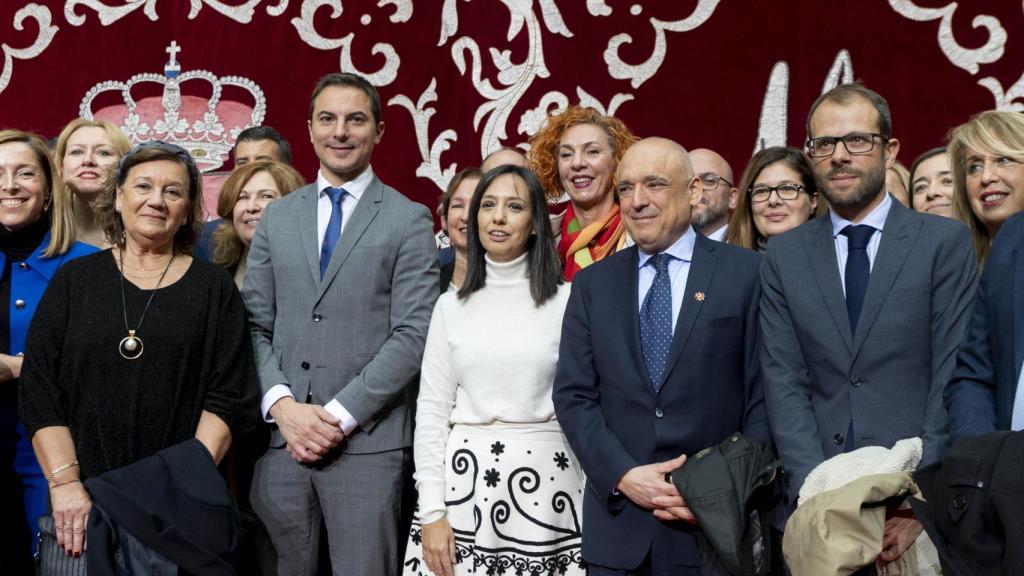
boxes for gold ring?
[64,522,72,526]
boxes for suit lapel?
[299,184,322,287]
[617,248,645,377]
[806,216,854,353]
[1013,244,1024,383]
[852,202,918,357]
[317,177,383,301]
[658,235,717,392]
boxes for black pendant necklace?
[118,248,174,360]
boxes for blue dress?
[2,231,97,554]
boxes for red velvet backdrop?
[1,1,1021,222]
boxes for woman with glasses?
[909,147,957,219]
[727,146,824,250]
[948,110,1024,264]
[528,105,638,280]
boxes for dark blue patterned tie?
[841,224,874,333]
[320,187,346,278]
[640,253,673,394]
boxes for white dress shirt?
[706,223,728,243]
[260,166,377,435]
[636,226,696,335]
[829,192,892,296]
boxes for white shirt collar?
[637,226,697,268]
[830,191,892,237]
[316,165,374,200]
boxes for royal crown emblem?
[79,42,267,172]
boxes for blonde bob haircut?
[947,110,1024,265]
[0,129,75,257]
[53,118,132,195]
[211,160,305,269]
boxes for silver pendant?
[119,329,143,360]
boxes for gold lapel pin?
[694,291,706,302]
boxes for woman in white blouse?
[403,165,585,576]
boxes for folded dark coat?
[911,431,1024,576]
[671,432,780,576]
[85,439,240,576]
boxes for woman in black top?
[19,141,258,558]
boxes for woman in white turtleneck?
[403,166,585,576]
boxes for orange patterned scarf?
[558,203,626,281]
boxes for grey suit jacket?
[759,199,978,501]
[243,178,439,454]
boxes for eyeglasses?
[749,183,806,203]
[806,132,887,158]
[700,173,733,190]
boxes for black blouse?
[18,250,259,479]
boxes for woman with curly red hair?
[528,105,638,280]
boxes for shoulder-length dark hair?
[458,165,562,306]
[726,146,825,249]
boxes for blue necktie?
[640,253,673,395]
[841,224,875,333]
[320,187,346,278]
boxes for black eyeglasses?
[806,132,887,158]
[749,183,807,203]
[699,173,733,190]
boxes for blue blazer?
[552,234,769,570]
[760,200,977,502]
[947,212,1024,440]
[4,234,98,357]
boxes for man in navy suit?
[760,84,977,566]
[947,212,1024,439]
[553,137,769,574]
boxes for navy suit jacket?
[761,199,977,502]
[552,234,769,570]
[947,212,1024,439]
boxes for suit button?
[18,262,28,270]
[312,313,322,322]
[14,299,25,310]
[849,376,862,387]
[833,433,845,445]
[655,408,664,418]
[953,493,967,510]
[301,361,310,370]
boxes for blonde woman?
[948,110,1024,265]
[53,119,131,247]
[0,130,98,566]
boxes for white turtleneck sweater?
[413,252,571,524]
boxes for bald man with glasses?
[689,148,738,242]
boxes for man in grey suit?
[244,73,438,576]
[760,83,977,564]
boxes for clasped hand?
[617,454,696,523]
[270,397,344,463]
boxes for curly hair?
[527,105,638,200]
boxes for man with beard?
[689,148,737,241]
[759,84,977,565]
